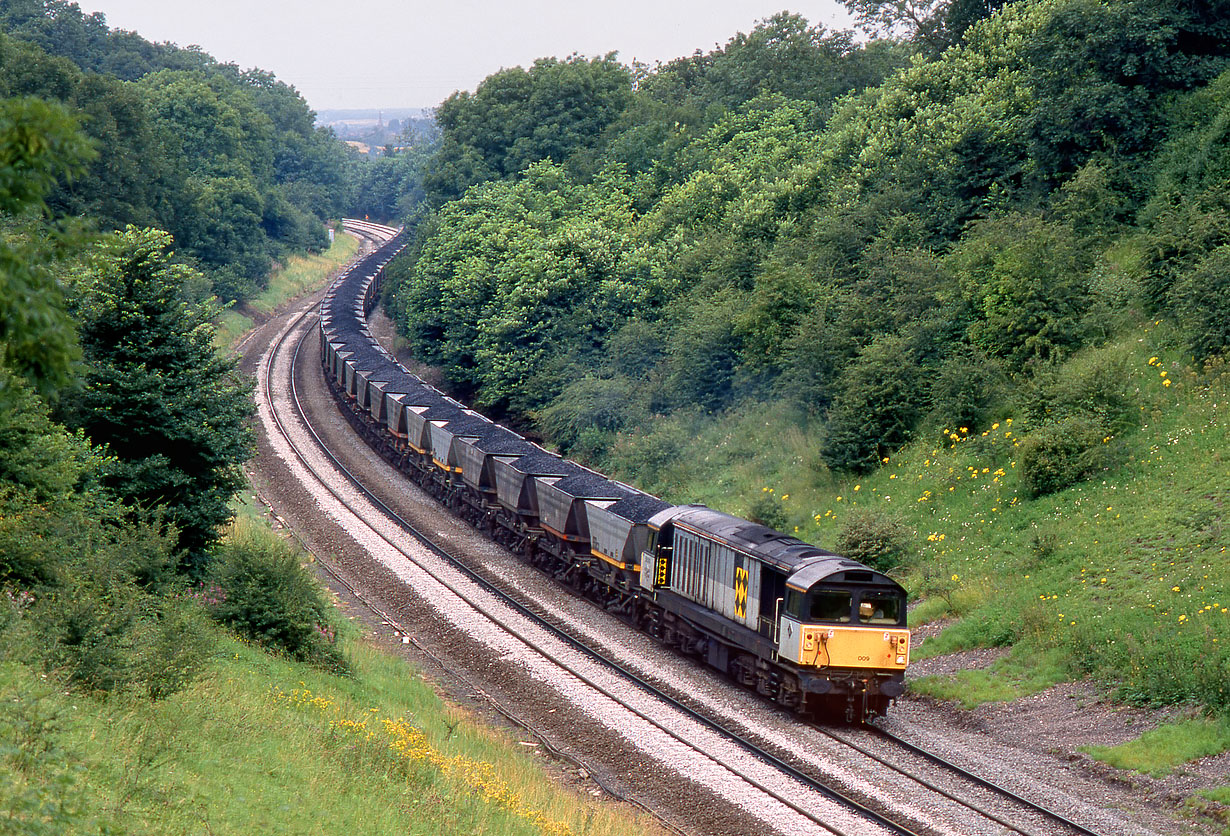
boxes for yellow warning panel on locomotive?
[794,625,910,670]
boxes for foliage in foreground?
[0,636,657,836]
[206,519,349,673]
[64,227,255,567]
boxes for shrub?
[1022,343,1139,432]
[1017,414,1113,498]
[1170,244,1230,362]
[927,347,1009,433]
[538,375,645,453]
[602,410,697,496]
[207,525,348,673]
[0,683,90,834]
[27,518,213,700]
[954,213,1093,372]
[820,334,926,473]
[34,576,214,699]
[835,509,914,572]
[746,491,787,531]
[663,295,744,413]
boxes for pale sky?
[78,1,854,112]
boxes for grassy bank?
[602,319,1229,715]
[593,319,1228,777]
[0,232,657,836]
[0,629,656,836]
[216,230,360,348]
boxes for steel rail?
[280,218,1106,836]
[860,724,1104,836]
[266,283,899,836]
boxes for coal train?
[319,223,910,721]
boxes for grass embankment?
[0,238,656,836]
[0,630,654,836]
[601,319,1229,792]
[215,231,360,348]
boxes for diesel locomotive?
[319,224,910,721]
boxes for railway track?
[253,220,1130,836]
[261,233,903,836]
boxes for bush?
[820,334,927,473]
[27,517,213,700]
[954,213,1093,372]
[1171,244,1230,362]
[1018,414,1114,498]
[1022,343,1139,432]
[835,509,915,572]
[207,525,348,673]
[35,575,214,700]
[0,682,90,835]
[928,347,1009,433]
[602,410,698,496]
[746,491,787,531]
[538,375,645,453]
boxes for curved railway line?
[261,226,899,836]
[249,219,1146,836]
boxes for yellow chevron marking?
[734,566,749,620]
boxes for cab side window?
[809,590,852,623]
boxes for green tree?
[0,95,93,396]
[422,54,632,204]
[820,333,929,472]
[1171,245,1230,361]
[644,13,904,114]
[953,212,1092,372]
[396,162,640,417]
[842,0,953,54]
[65,227,254,568]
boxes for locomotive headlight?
[896,655,906,665]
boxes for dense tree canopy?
[384,0,1230,478]
[0,4,350,303]
[421,54,633,206]
[0,95,92,394]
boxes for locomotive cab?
[787,584,906,627]
[776,561,910,707]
